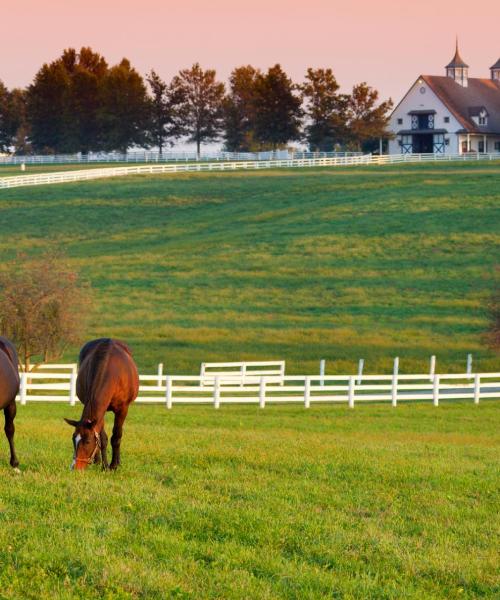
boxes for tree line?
[0,47,393,156]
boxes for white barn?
[388,44,500,155]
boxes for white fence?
[1,152,499,191]
[15,370,500,408]
[0,150,362,166]
[200,361,285,386]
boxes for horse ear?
[64,418,80,427]
[83,419,96,429]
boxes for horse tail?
[79,338,113,417]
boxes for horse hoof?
[12,467,21,474]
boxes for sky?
[1,0,499,103]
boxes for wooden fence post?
[213,376,220,409]
[240,364,246,388]
[430,355,436,382]
[165,376,172,409]
[69,370,77,406]
[433,375,440,407]
[304,376,311,408]
[157,363,163,387]
[200,363,206,388]
[474,374,480,405]
[392,357,399,407]
[319,360,325,387]
[467,354,473,377]
[348,376,355,408]
[357,359,364,385]
[20,372,27,406]
[259,377,266,409]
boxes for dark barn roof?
[422,75,500,133]
[491,58,500,70]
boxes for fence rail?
[15,369,500,408]
[1,152,499,190]
[0,150,362,166]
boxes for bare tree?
[0,251,92,371]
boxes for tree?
[301,68,348,151]
[27,59,73,153]
[99,59,150,152]
[0,252,92,371]
[170,63,225,157]
[146,70,183,154]
[345,83,393,151]
[253,65,303,150]
[223,65,260,152]
[0,80,11,152]
[1,83,30,154]
[7,88,31,155]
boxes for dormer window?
[469,107,489,127]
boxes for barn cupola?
[491,58,500,82]
[446,40,469,87]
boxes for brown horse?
[0,336,20,470]
[64,338,139,471]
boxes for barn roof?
[421,75,500,133]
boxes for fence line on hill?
[1,152,499,190]
[15,369,500,408]
[0,150,362,166]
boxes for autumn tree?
[146,70,184,154]
[301,68,349,151]
[345,83,393,151]
[0,252,92,371]
[253,64,302,150]
[223,65,261,152]
[170,63,225,157]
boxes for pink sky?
[2,0,499,102]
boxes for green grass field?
[0,401,498,599]
[0,161,499,373]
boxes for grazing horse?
[64,338,139,471]
[0,337,20,470]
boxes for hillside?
[0,162,499,373]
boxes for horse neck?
[82,384,111,430]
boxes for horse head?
[64,418,100,470]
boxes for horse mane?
[79,338,127,418]
[0,336,19,370]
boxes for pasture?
[0,161,499,374]
[0,401,498,599]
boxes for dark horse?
[0,337,20,470]
[64,338,139,471]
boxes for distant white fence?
[1,152,498,190]
[0,150,362,166]
[15,369,500,408]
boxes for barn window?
[444,116,450,123]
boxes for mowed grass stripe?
[0,162,499,373]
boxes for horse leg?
[100,428,109,470]
[109,408,128,470]
[4,401,19,469]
